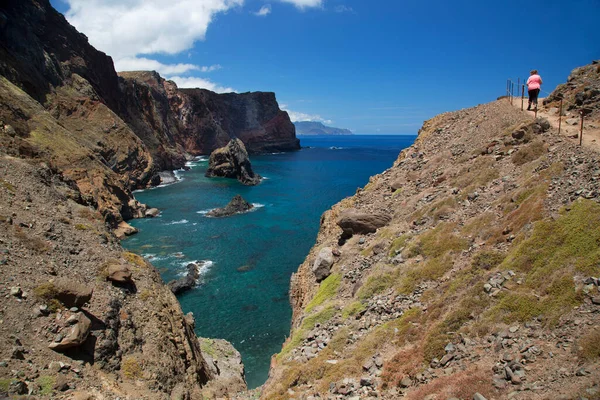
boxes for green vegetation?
[0,379,12,393]
[453,156,499,194]
[74,223,90,231]
[357,271,397,300]
[342,301,366,319]
[123,252,146,267]
[305,273,341,313]
[472,250,505,271]
[279,305,337,359]
[396,255,453,294]
[200,338,217,358]
[388,234,411,257]
[404,222,469,259]
[36,375,55,396]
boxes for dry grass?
[121,355,143,379]
[578,329,600,361]
[406,367,496,400]
[381,346,424,388]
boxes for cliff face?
[263,64,600,399]
[0,0,298,224]
[119,71,299,170]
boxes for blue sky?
[51,0,599,134]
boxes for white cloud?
[334,5,354,13]
[280,104,331,124]
[277,0,322,10]
[116,57,200,75]
[254,4,272,16]
[200,64,222,72]
[64,0,244,60]
[169,76,236,93]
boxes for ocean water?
[122,134,416,388]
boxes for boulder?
[312,247,335,282]
[52,279,93,308]
[145,208,160,218]
[168,263,201,294]
[390,180,403,191]
[107,264,133,284]
[205,139,262,186]
[336,208,391,237]
[114,221,138,240]
[49,312,91,351]
[206,195,254,217]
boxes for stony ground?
[260,91,600,400]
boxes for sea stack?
[205,139,262,185]
[207,195,255,217]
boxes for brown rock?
[52,279,93,308]
[336,208,391,237]
[107,264,133,284]
[49,312,91,351]
[114,221,138,239]
[205,139,262,186]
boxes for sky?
[50,0,600,134]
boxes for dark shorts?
[528,88,540,104]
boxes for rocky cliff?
[0,0,298,225]
[262,63,600,399]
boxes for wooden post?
[579,110,584,146]
[558,98,563,135]
[521,84,525,110]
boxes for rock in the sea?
[312,247,335,282]
[207,195,254,217]
[114,221,139,239]
[336,208,391,237]
[168,263,201,294]
[49,312,91,351]
[205,139,262,186]
[145,208,160,218]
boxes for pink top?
[527,74,542,90]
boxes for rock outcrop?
[168,263,201,295]
[206,139,262,185]
[206,195,255,217]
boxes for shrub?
[123,252,146,267]
[36,375,55,396]
[578,330,600,361]
[511,140,547,166]
[121,355,143,379]
[472,251,505,270]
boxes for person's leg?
[528,90,533,110]
[533,89,540,109]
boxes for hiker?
[527,70,543,111]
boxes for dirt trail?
[509,96,600,152]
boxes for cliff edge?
[263,63,600,399]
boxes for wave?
[328,146,345,150]
[166,219,189,225]
[185,156,209,168]
[174,259,214,278]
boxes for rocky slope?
[0,155,245,398]
[262,64,600,399]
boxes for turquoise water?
[122,134,416,388]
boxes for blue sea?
[122,134,416,388]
